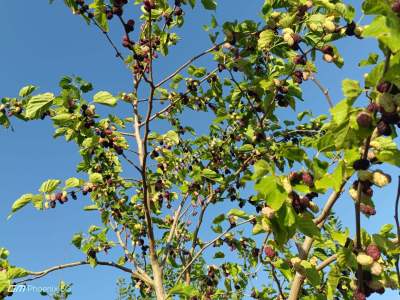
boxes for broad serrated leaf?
[26,93,54,119]
[255,176,287,210]
[342,79,362,100]
[39,179,61,193]
[10,194,33,215]
[19,85,37,97]
[201,168,223,183]
[257,29,275,50]
[65,177,82,189]
[89,173,103,183]
[93,91,117,106]
[297,215,321,239]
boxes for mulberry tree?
[1,0,400,299]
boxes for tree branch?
[14,260,153,287]
[309,74,333,108]
[176,217,255,283]
[92,19,124,62]
[139,68,218,127]
[288,182,347,300]
[155,44,219,88]
[316,254,338,272]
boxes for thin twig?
[176,217,255,283]
[269,261,286,299]
[139,68,218,127]
[155,44,219,88]
[309,75,333,108]
[92,19,124,61]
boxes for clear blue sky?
[0,1,398,299]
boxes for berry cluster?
[95,127,124,155]
[45,190,77,209]
[349,163,391,216]
[0,101,23,117]
[357,81,400,136]
[354,244,386,298]
[80,104,96,128]
[288,171,314,187]
[392,0,400,15]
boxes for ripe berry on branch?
[301,171,314,187]
[376,120,392,136]
[353,159,370,171]
[377,81,391,93]
[264,245,276,259]
[366,244,381,261]
[293,55,306,65]
[125,19,135,32]
[356,111,372,128]
[345,21,356,36]
[392,0,400,14]
[321,44,334,56]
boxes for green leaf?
[252,160,270,179]
[213,251,225,258]
[83,204,99,211]
[71,233,83,249]
[331,228,349,246]
[7,267,29,279]
[227,208,248,219]
[342,79,362,100]
[201,0,216,10]
[65,177,82,189]
[0,271,10,294]
[90,0,109,32]
[201,168,223,183]
[257,29,275,50]
[297,215,321,239]
[52,113,74,122]
[363,16,400,53]
[31,194,44,210]
[169,284,199,297]
[93,91,117,106]
[362,0,391,15]
[213,214,225,224]
[0,248,9,259]
[164,130,180,145]
[212,224,222,233]
[330,98,355,125]
[315,162,344,192]
[39,179,61,193]
[89,173,103,183]
[376,149,400,166]
[255,176,288,210]
[188,65,207,78]
[380,224,393,235]
[19,85,37,97]
[359,53,379,67]
[326,267,340,300]
[26,93,54,119]
[337,247,357,268]
[301,261,320,287]
[10,194,33,215]
[88,225,101,234]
